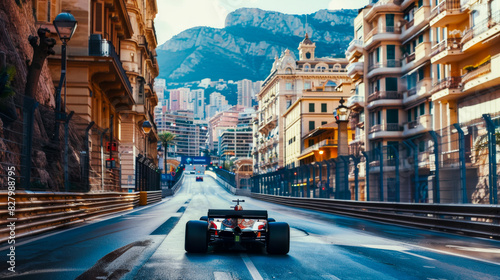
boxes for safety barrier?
[251,193,500,240]
[139,190,162,205]
[0,191,139,242]
[162,172,185,197]
[206,171,251,196]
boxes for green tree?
[159,132,177,173]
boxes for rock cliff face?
[0,1,82,191]
[157,8,357,82]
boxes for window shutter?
[50,0,57,22]
[94,1,104,33]
[37,0,48,22]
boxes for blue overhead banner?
[180,156,210,165]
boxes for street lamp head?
[142,120,152,134]
[53,12,78,43]
[334,97,350,122]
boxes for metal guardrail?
[0,191,139,242]
[251,193,500,240]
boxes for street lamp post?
[53,13,77,142]
[334,97,350,156]
[142,120,152,157]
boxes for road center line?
[240,253,264,280]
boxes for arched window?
[285,68,293,74]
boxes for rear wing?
[208,209,268,219]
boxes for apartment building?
[219,127,253,159]
[158,111,207,157]
[44,0,159,191]
[255,34,351,174]
[346,0,500,202]
[283,83,354,168]
[192,89,205,120]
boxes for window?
[304,82,311,90]
[387,109,399,123]
[386,77,398,91]
[309,103,315,112]
[418,34,424,44]
[309,121,315,131]
[308,139,315,146]
[286,99,292,109]
[387,45,396,60]
[418,68,425,81]
[386,14,395,27]
[321,121,327,125]
[305,52,311,59]
[286,82,292,90]
[419,103,425,115]
[321,103,327,113]
[407,110,411,122]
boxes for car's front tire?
[185,220,208,253]
[266,222,290,255]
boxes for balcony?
[403,114,432,137]
[258,115,277,134]
[430,76,462,102]
[364,0,403,22]
[346,95,365,109]
[461,56,500,94]
[430,0,467,27]
[346,39,364,60]
[346,61,364,79]
[368,123,404,139]
[367,91,402,103]
[462,12,500,53]
[403,78,432,106]
[430,38,464,64]
[401,6,431,40]
[367,59,402,78]
[364,26,401,50]
[299,139,338,159]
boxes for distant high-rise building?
[237,79,253,107]
[205,92,230,119]
[192,89,205,120]
[169,88,190,111]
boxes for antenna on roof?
[305,14,308,36]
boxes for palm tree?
[159,132,176,174]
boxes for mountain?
[156,8,357,83]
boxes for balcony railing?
[406,52,416,63]
[366,26,401,39]
[368,59,401,71]
[407,87,417,97]
[89,35,133,94]
[300,139,338,157]
[461,11,500,45]
[367,91,402,102]
[369,123,404,133]
[430,0,461,19]
[430,38,462,57]
[461,60,491,85]
[430,76,461,94]
[346,95,365,107]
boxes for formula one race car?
[196,176,203,181]
[185,200,289,254]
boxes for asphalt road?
[1,175,499,279]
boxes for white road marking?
[214,271,233,280]
[240,253,264,280]
[361,245,436,261]
[409,244,500,266]
[321,274,342,280]
[445,245,500,254]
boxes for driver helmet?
[234,205,243,211]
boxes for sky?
[155,0,368,45]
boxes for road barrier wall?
[0,191,139,242]
[251,193,500,240]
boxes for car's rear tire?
[185,220,208,253]
[266,222,289,255]
[267,218,276,223]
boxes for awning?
[402,24,429,46]
[297,151,315,161]
[401,61,430,78]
